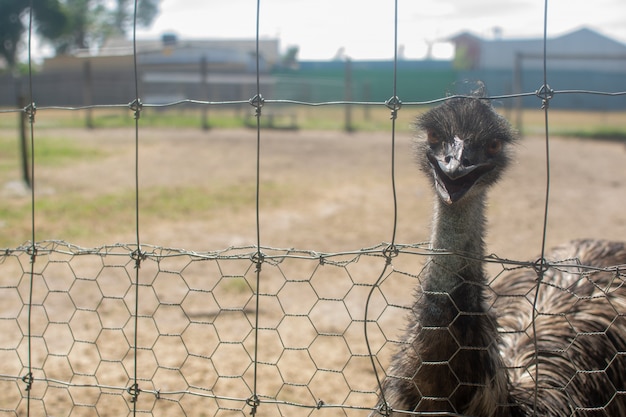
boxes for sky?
[132,0,626,60]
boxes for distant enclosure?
[1,58,625,110]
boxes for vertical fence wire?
[364,1,402,414]
[531,0,554,415]
[387,0,401,248]
[23,1,37,416]
[130,0,143,412]
[250,0,264,414]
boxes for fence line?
[1,0,625,416]
[2,87,626,115]
[1,240,623,414]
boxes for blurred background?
[1,0,625,116]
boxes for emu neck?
[409,194,508,416]
[427,196,487,293]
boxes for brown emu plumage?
[371,98,626,416]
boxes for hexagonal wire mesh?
[0,241,415,416]
[2,241,625,416]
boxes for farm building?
[1,35,280,107]
[450,27,626,109]
[1,28,624,110]
[271,27,626,109]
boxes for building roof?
[450,27,626,72]
[97,35,281,67]
[42,35,281,74]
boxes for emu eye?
[486,138,502,156]
[426,131,440,146]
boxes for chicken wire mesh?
[1,242,625,416]
[0,241,418,416]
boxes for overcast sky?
[135,0,626,60]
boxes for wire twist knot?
[382,244,399,265]
[129,99,143,119]
[127,383,141,402]
[373,401,393,417]
[532,257,548,281]
[21,372,34,391]
[246,395,261,415]
[27,244,38,264]
[250,251,265,272]
[24,102,37,123]
[385,96,402,120]
[249,94,265,116]
[535,84,554,109]
[131,248,146,269]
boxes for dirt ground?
[12,126,626,254]
[1,125,625,416]
[42,126,626,291]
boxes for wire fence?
[1,1,626,416]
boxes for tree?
[55,0,161,54]
[113,0,160,31]
[0,0,68,71]
[0,0,161,71]
[281,46,299,70]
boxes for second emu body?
[372,98,626,416]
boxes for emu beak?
[429,138,494,204]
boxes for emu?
[371,97,626,416]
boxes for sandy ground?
[9,126,626,254]
[1,126,625,416]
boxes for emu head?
[415,97,517,205]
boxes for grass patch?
[34,137,107,165]
[0,181,292,248]
[137,184,258,219]
[517,109,626,140]
[6,108,252,130]
[88,109,248,129]
[0,134,107,176]
[3,105,625,134]
[2,105,418,132]
[220,276,253,294]
[552,127,626,142]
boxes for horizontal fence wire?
[1,89,625,114]
[0,0,625,416]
